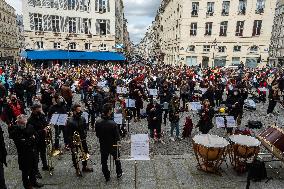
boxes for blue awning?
[21,50,126,61]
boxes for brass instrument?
[45,125,61,176]
[72,131,90,163]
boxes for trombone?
[45,125,61,176]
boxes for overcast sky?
[6,0,160,44]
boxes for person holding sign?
[196,99,215,134]
[95,103,123,182]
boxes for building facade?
[270,0,284,67]
[17,14,25,53]
[23,0,127,52]
[0,0,19,63]
[152,0,277,67]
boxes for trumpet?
[45,125,61,176]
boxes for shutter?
[43,15,48,31]
[107,0,110,12]
[95,0,98,12]
[60,16,64,32]
[95,20,99,35]
[106,20,110,34]
[47,15,52,31]
[29,13,35,30]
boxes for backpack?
[247,121,263,129]
[246,160,268,189]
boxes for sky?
[5,0,160,44]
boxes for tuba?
[72,131,90,162]
[45,125,61,176]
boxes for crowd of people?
[0,61,284,188]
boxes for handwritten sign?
[130,134,150,161]
[126,99,136,108]
[149,89,158,96]
[114,113,123,124]
[190,102,202,111]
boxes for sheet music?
[114,113,123,124]
[149,89,158,96]
[216,117,225,128]
[50,114,59,125]
[190,102,202,111]
[130,134,150,161]
[226,116,237,128]
[126,99,136,108]
[57,114,68,126]
[117,87,128,94]
[82,112,89,123]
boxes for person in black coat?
[95,103,122,182]
[202,85,215,107]
[146,98,163,140]
[48,95,68,150]
[9,115,44,189]
[0,126,7,189]
[197,99,215,134]
[66,104,93,177]
[27,104,50,178]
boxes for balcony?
[255,8,264,14]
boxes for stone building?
[0,0,19,63]
[270,0,284,66]
[150,0,277,67]
[23,0,127,52]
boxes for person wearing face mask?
[66,104,93,177]
[48,94,68,150]
[27,104,51,179]
[146,98,163,141]
[9,115,44,189]
[95,103,123,182]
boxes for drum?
[229,135,260,173]
[257,124,284,161]
[193,134,229,174]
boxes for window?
[235,21,244,36]
[218,46,226,53]
[250,45,259,52]
[207,2,214,16]
[34,13,42,31]
[219,21,228,36]
[83,18,91,34]
[51,15,60,32]
[190,22,197,36]
[68,0,76,10]
[54,42,60,49]
[252,20,262,36]
[238,0,247,15]
[233,46,241,52]
[98,43,107,51]
[96,19,110,35]
[256,0,265,14]
[222,1,230,16]
[205,22,213,36]
[191,2,199,16]
[232,57,241,65]
[69,17,76,33]
[187,45,195,52]
[36,41,43,49]
[69,42,76,50]
[203,45,211,52]
[95,0,108,13]
[85,43,91,50]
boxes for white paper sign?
[82,112,89,123]
[216,117,225,128]
[130,134,150,160]
[226,116,237,128]
[190,102,202,111]
[117,87,128,94]
[50,114,59,125]
[114,113,123,124]
[126,99,136,108]
[149,89,158,96]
